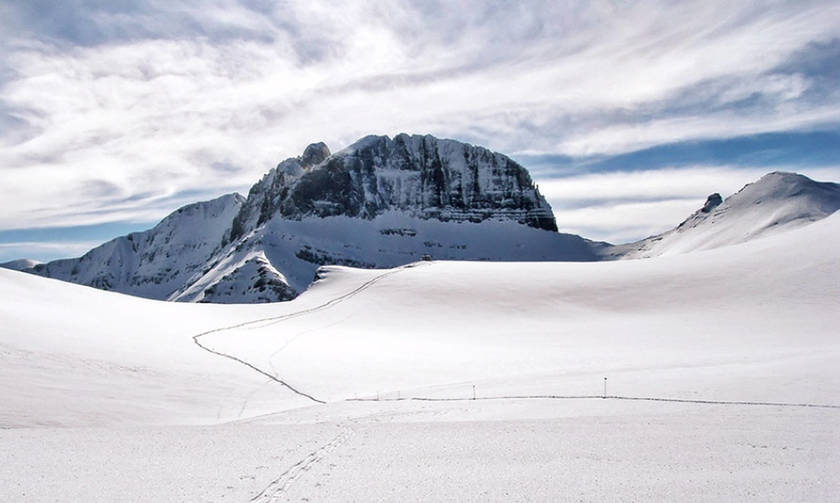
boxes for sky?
[1,0,840,262]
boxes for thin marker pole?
[603,377,607,398]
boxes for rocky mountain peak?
[229,142,333,241]
[233,133,557,237]
[300,141,330,167]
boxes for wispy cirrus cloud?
[0,0,839,259]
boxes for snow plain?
[1,213,839,501]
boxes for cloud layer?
[1,0,839,259]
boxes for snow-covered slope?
[3,212,838,428]
[0,258,41,271]
[29,134,598,303]
[3,213,838,502]
[605,171,840,259]
[204,212,840,405]
[0,268,312,427]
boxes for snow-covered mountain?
[178,134,598,303]
[229,134,558,238]
[24,136,840,303]
[602,171,840,259]
[0,258,41,271]
[28,134,597,303]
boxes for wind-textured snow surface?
[1,212,838,501]
[605,171,840,258]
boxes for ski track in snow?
[266,315,353,378]
[347,395,840,409]
[250,426,353,503]
[191,263,426,404]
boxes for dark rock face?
[701,193,723,213]
[300,141,330,167]
[236,134,558,235]
[229,142,333,242]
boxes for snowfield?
[1,213,839,501]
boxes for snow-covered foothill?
[605,171,840,258]
[28,194,245,300]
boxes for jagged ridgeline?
[229,134,557,243]
[29,134,597,303]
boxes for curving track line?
[192,263,423,404]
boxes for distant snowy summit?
[26,134,595,303]
[603,171,840,259]
[0,258,41,271]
